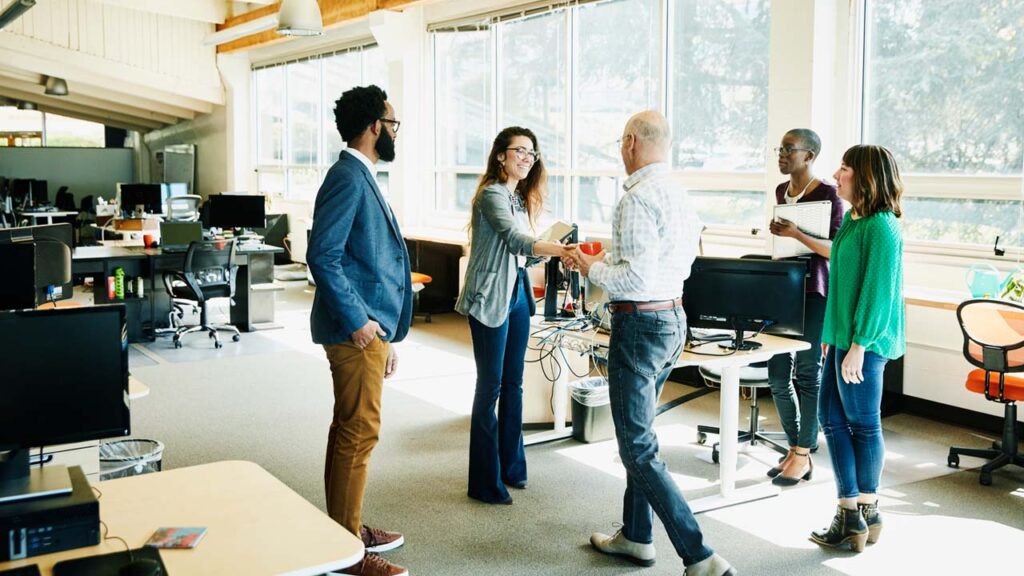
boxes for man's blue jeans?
[467,270,529,503]
[767,293,826,449]
[818,346,888,498]
[608,307,713,566]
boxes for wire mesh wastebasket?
[99,439,164,480]
[570,377,614,443]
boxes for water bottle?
[114,267,125,299]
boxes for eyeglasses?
[506,147,540,162]
[773,145,810,156]
[379,118,401,134]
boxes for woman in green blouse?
[810,145,905,553]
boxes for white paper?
[771,201,831,259]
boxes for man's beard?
[376,129,396,163]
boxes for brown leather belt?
[608,297,683,314]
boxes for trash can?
[99,439,164,480]
[570,377,614,443]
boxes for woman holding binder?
[766,129,844,486]
[455,127,576,505]
[810,144,904,552]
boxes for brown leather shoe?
[361,524,405,553]
[339,553,409,576]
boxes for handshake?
[557,241,604,277]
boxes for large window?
[863,0,1024,251]
[430,0,771,232]
[253,45,388,201]
[0,108,104,147]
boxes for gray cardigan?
[455,183,537,327]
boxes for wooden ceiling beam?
[216,0,421,54]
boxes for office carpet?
[123,283,1024,576]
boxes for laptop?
[159,221,203,253]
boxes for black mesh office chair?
[163,239,240,349]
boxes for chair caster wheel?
[980,472,992,486]
[712,448,720,464]
[232,334,240,342]
[697,432,707,445]
[174,340,182,349]
[215,341,223,349]
[947,454,959,468]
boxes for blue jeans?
[818,347,888,499]
[767,293,826,449]
[608,308,713,567]
[467,269,529,503]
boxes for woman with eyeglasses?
[765,129,844,486]
[810,144,904,552]
[455,126,576,505]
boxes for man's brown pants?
[323,338,389,536]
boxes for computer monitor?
[0,223,73,310]
[208,193,267,231]
[118,183,162,215]
[161,182,188,202]
[11,179,30,206]
[30,179,48,206]
[683,256,806,350]
[0,304,129,502]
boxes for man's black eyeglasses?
[379,118,401,134]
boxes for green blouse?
[821,211,906,359]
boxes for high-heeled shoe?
[810,505,868,552]
[766,450,793,478]
[858,501,882,544]
[772,452,812,486]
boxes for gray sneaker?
[590,529,656,567]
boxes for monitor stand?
[0,449,73,505]
[718,328,762,351]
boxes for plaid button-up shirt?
[589,162,702,303]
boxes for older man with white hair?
[571,111,736,576]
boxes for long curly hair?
[468,127,547,232]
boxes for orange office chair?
[947,299,1024,485]
[411,271,433,323]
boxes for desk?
[0,461,364,576]
[17,210,78,225]
[402,228,469,314]
[530,321,809,512]
[72,245,285,341]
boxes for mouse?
[118,558,162,576]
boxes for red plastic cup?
[143,234,154,248]
[106,277,116,300]
[579,241,603,256]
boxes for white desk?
[0,460,364,576]
[529,320,809,512]
[19,210,78,225]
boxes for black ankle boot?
[858,501,882,544]
[810,506,868,552]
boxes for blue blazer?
[308,151,413,345]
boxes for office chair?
[167,194,202,222]
[411,271,433,323]
[55,186,75,211]
[696,363,790,463]
[947,299,1024,485]
[694,253,795,463]
[162,239,241,349]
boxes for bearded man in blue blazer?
[307,85,413,576]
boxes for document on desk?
[771,201,831,259]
